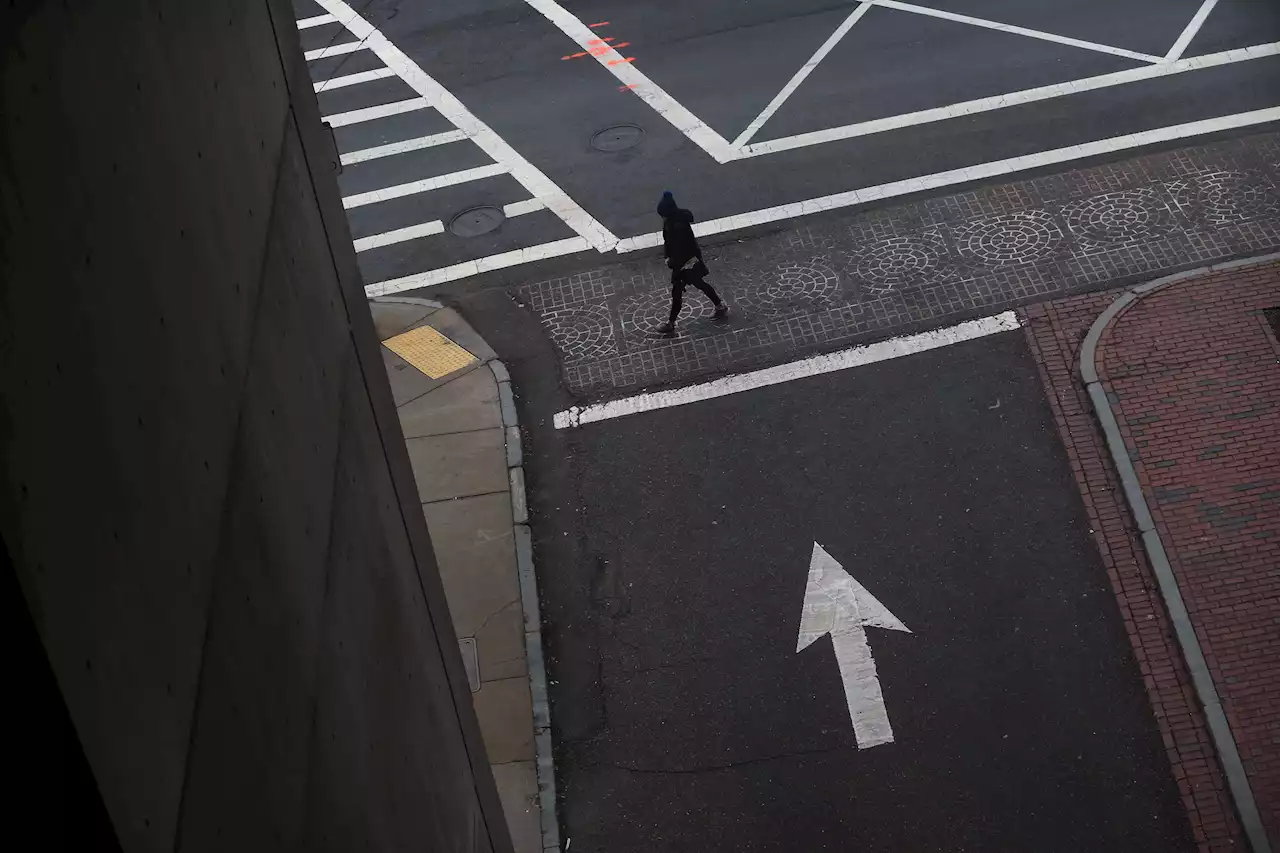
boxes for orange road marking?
[607,57,636,65]
[589,21,609,27]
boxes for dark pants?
[668,268,722,323]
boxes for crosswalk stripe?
[364,237,593,295]
[314,67,396,92]
[341,164,508,208]
[354,221,445,252]
[352,198,548,252]
[322,97,428,127]
[502,199,547,217]
[305,40,367,61]
[296,14,337,29]
[339,131,469,165]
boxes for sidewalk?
[367,297,557,853]
[1025,256,1280,852]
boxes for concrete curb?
[490,357,561,853]
[372,294,445,310]
[1079,252,1280,853]
[372,295,560,853]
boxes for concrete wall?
[0,2,511,851]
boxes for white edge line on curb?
[614,106,1280,253]
[553,311,1022,428]
[314,0,619,252]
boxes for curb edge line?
[1079,252,1279,853]
[491,359,562,853]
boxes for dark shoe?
[713,303,729,319]
[656,322,675,336]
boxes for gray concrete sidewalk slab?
[371,300,437,339]
[424,492,525,683]
[367,296,557,853]
[492,762,541,853]
[406,428,508,503]
[473,676,536,764]
[399,367,502,438]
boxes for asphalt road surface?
[293,0,1280,293]
[504,325,1192,852]
[287,2,1279,849]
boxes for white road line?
[521,0,739,163]
[352,200,546,253]
[1165,0,1221,62]
[322,97,428,127]
[304,40,368,61]
[554,312,1022,428]
[615,106,1280,253]
[314,0,619,251]
[867,0,1163,64]
[354,220,445,252]
[503,198,548,217]
[741,43,1279,157]
[339,130,469,165]
[798,543,911,750]
[297,14,337,29]
[314,66,396,92]
[364,237,592,296]
[733,3,875,148]
[341,163,508,209]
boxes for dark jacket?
[658,192,701,269]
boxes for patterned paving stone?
[844,232,947,295]
[515,132,1280,397]
[954,210,1066,267]
[734,257,842,314]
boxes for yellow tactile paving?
[383,325,477,379]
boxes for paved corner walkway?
[1026,257,1280,852]
[368,297,558,853]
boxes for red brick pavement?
[1025,258,1280,851]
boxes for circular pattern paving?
[846,236,941,294]
[735,258,840,314]
[954,210,1064,267]
[1186,170,1280,225]
[591,124,645,152]
[618,285,717,335]
[1063,188,1173,244]
[448,206,505,237]
[543,303,616,362]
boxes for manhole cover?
[449,206,505,237]
[591,124,644,152]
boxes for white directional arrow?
[796,542,911,749]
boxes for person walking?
[656,191,726,335]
